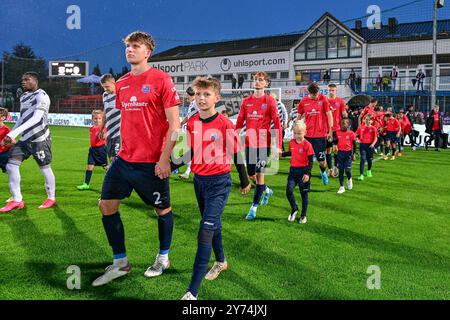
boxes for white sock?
[251,205,258,211]
[6,163,22,202]
[158,253,169,261]
[40,166,56,200]
[113,257,128,268]
[265,186,270,193]
[185,162,191,175]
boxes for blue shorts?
[337,151,353,170]
[305,137,326,162]
[88,146,108,166]
[360,143,374,161]
[194,173,232,231]
[101,156,171,209]
[245,147,271,176]
[0,150,11,173]
[386,131,399,143]
[287,167,311,194]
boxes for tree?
[2,43,47,84]
[92,64,102,76]
[117,66,129,78]
[108,67,115,78]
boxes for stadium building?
[150,12,450,111]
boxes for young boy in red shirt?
[173,76,249,300]
[282,120,314,224]
[336,118,356,194]
[356,114,378,181]
[0,108,12,173]
[397,109,411,157]
[384,111,402,160]
[77,110,108,190]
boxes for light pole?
[1,57,4,106]
[431,0,445,110]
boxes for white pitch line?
[52,135,87,141]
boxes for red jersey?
[356,125,378,144]
[327,97,348,132]
[115,68,180,163]
[386,118,401,132]
[432,113,440,131]
[289,139,315,168]
[361,106,375,122]
[297,94,331,138]
[187,113,240,176]
[336,130,356,152]
[235,94,282,148]
[0,125,12,153]
[374,111,385,130]
[90,126,106,147]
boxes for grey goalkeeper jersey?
[18,89,50,143]
[103,91,121,140]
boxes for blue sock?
[301,192,308,217]
[212,229,225,263]
[158,211,173,254]
[326,154,332,170]
[85,170,93,185]
[188,229,214,297]
[339,165,345,186]
[252,184,266,207]
[102,212,126,257]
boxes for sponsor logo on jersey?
[121,96,149,109]
[261,104,267,110]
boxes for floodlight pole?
[1,57,4,105]
[431,0,439,110]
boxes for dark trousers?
[430,130,441,149]
[286,167,310,217]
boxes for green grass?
[0,125,449,300]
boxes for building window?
[294,20,362,61]
[280,71,289,79]
[267,72,277,80]
[224,74,233,81]
[350,39,362,57]
[188,75,197,82]
[211,74,222,80]
[176,76,185,83]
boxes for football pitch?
[0,125,449,300]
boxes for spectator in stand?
[425,105,444,151]
[375,74,382,92]
[238,75,244,89]
[323,70,330,85]
[231,76,237,90]
[382,74,391,92]
[390,66,399,91]
[356,74,362,93]
[348,69,356,92]
[416,69,426,92]
[295,72,302,86]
